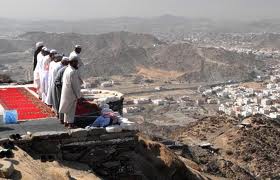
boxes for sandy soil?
[240,82,264,90]
[136,66,184,79]
[8,147,101,180]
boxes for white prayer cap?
[36,42,44,49]
[42,47,48,51]
[44,48,50,52]
[75,45,81,48]
[50,49,57,54]
[61,56,69,62]
[69,55,80,61]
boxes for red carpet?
[0,88,55,121]
[76,100,99,116]
[0,87,100,121]
[28,86,99,115]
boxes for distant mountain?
[1,31,262,82]
[1,16,280,38]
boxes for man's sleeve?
[71,71,81,99]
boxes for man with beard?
[59,55,82,128]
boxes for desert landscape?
[0,1,280,179]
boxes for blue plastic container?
[3,110,18,124]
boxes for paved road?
[0,116,66,138]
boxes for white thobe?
[69,51,84,83]
[41,55,51,103]
[34,52,44,94]
[59,65,81,124]
[46,62,63,105]
[46,61,57,105]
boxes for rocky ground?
[137,115,280,179]
[5,147,101,180]
[0,132,209,180]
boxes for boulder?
[0,160,14,178]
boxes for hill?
[1,31,262,82]
[178,115,280,179]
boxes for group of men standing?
[33,42,83,128]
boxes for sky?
[0,0,279,21]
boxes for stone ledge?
[87,128,107,136]
[31,131,70,140]
[68,128,88,138]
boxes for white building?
[269,112,280,119]
[133,98,151,105]
[152,99,165,106]
[207,99,218,104]
[101,81,114,87]
[123,107,141,114]
[241,111,252,118]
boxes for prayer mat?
[76,100,100,116]
[0,88,55,121]
[28,86,99,116]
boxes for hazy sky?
[0,0,279,20]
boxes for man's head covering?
[69,55,79,62]
[54,54,63,61]
[42,47,49,52]
[75,45,81,49]
[50,49,57,54]
[36,42,44,49]
[61,56,69,62]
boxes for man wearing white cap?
[45,49,58,105]
[41,48,51,103]
[69,45,83,66]
[59,55,81,128]
[69,45,84,81]
[33,42,44,71]
[34,45,45,98]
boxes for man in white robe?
[69,45,83,67]
[45,49,58,105]
[59,55,81,128]
[34,46,45,98]
[70,45,84,83]
[41,48,51,103]
[33,42,44,71]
